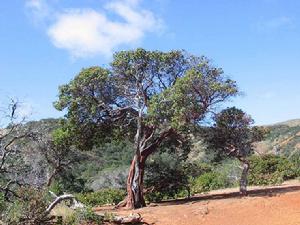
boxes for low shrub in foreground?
[2,187,52,225]
[76,189,126,207]
[61,208,103,225]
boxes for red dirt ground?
[95,180,300,225]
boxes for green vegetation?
[76,189,126,207]
[2,187,52,225]
[54,48,238,209]
[248,154,299,186]
[190,171,229,194]
[61,208,103,225]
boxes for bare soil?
[95,180,300,225]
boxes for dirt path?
[95,181,300,225]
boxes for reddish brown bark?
[123,128,175,209]
[126,156,146,209]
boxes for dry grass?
[50,204,75,220]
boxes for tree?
[0,100,35,202]
[208,107,265,195]
[36,127,82,187]
[54,49,238,209]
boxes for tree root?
[115,197,128,209]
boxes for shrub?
[62,208,103,225]
[89,166,128,190]
[50,181,65,196]
[191,171,229,194]
[144,153,190,202]
[76,189,126,207]
[248,154,298,186]
[145,192,165,203]
[2,187,52,225]
[289,152,300,175]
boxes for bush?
[62,208,103,225]
[144,153,190,202]
[191,171,229,194]
[2,187,52,225]
[248,154,299,186]
[215,159,241,187]
[76,189,126,207]
[89,166,128,190]
[289,152,300,175]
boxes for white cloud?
[26,0,163,58]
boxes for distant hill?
[255,119,300,157]
[271,119,300,127]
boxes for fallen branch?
[106,213,142,224]
[45,194,76,215]
[46,192,142,224]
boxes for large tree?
[54,49,238,209]
[208,107,265,195]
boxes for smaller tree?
[36,126,83,190]
[208,107,264,195]
[0,100,34,202]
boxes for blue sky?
[0,0,299,125]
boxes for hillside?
[255,119,300,156]
[17,117,300,189]
[17,118,133,190]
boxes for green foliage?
[289,152,300,174]
[49,181,65,195]
[76,189,126,207]
[2,187,52,225]
[248,154,299,186]
[144,152,189,202]
[62,208,103,225]
[50,178,87,197]
[55,49,238,152]
[148,64,238,129]
[190,171,230,194]
[184,161,214,178]
[52,125,73,147]
[54,67,115,151]
[209,107,258,159]
[95,140,133,170]
[56,174,87,194]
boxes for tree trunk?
[47,169,58,187]
[119,127,174,209]
[125,156,146,209]
[239,159,249,195]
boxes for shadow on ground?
[156,185,300,207]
